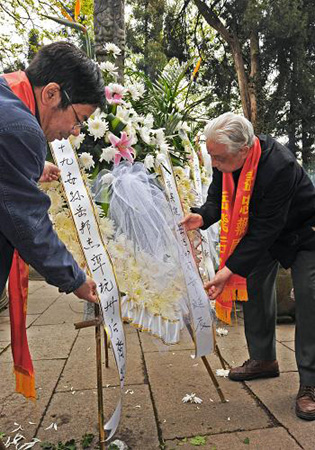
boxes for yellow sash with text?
[216,137,261,324]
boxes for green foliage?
[41,439,77,450]
[243,437,250,444]
[0,0,95,71]
[80,433,95,448]
[189,435,207,446]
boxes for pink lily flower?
[108,132,135,165]
[105,86,124,105]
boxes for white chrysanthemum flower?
[100,217,116,239]
[182,393,203,404]
[216,369,230,377]
[79,152,95,170]
[87,116,108,141]
[100,146,118,163]
[126,82,146,101]
[47,189,65,214]
[69,133,85,149]
[99,61,118,78]
[101,173,115,185]
[144,154,155,170]
[143,113,154,129]
[154,128,166,145]
[104,42,121,58]
[216,327,228,336]
[140,127,152,145]
[159,143,169,154]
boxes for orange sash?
[2,71,36,399]
[216,137,261,324]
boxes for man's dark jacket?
[0,75,85,293]
[192,135,315,277]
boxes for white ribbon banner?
[191,148,216,280]
[158,153,213,357]
[50,139,126,440]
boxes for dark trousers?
[244,249,315,386]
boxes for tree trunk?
[193,0,252,122]
[229,35,251,121]
[94,0,125,82]
[249,30,259,131]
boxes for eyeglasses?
[63,89,85,131]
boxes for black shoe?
[228,359,280,381]
[296,386,315,420]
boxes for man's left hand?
[40,161,60,182]
[204,266,233,299]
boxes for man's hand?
[204,266,233,299]
[40,161,60,182]
[180,213,204,231]
[74,276,98,303]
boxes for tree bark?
[249,30,259,131]
[193,0,253,123]
[94,0,125,82]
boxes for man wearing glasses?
[0,41,105,302]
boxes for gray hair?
[204,112,255,154]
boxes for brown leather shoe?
[228,359,280,381]
[296,386,315,420]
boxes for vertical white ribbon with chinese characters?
[191,148,216,280]
[158,153,213,357]
[50,139,126,440]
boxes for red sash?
[216,137,261,324]
[2,71,36,399]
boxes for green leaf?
[81,433,95,448]
[189,436,207,446]
[40,442,56,450]
[243,437,250,444]
[41,14,87,33]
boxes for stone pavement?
[0,280,312,449]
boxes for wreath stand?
[74,305,227,449]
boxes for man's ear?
[240,145,250,159]
[41,83,62,107]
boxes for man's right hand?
[180,213,204,231]
[73,276,98,303]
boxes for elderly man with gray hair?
[182,112,315,421]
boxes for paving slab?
[164,426,301,450]
[0,323,78,362]
[56,328,145,391]
[145,350,273,440]
[0,359,65,441]
[36,385,160,449]
[0,283,61,318]
[277,341,297,372]
[0,314,40,342]
[33,293,85,326]
[247,372,315,450]
[276,322,295,342]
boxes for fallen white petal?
[216,369,230,377]
[216,327,228,336]
[182,393,203,404]
[125,389,134,395]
